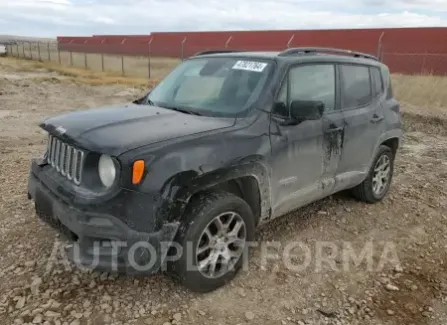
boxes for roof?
[194,48,382,66]
[195,51,280,59]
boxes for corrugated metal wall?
[57,27,447,75]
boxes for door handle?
[370,114,384,123]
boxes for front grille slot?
[47,135,85,185]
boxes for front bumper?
[28,159,179,275]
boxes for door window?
[274,64,336,116]
[340,65,372,108]
[289,65,336,112]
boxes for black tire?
[351,145,395,203]
[168,191,255,293]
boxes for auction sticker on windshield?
[232,61,268,72]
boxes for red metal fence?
[56,27,447,75]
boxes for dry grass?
[9,45,180,79]
[4,57,162,89]
[392,74,447,110]
[35,62,156,88]
[391,74,447,135]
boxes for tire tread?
[352,145,394,204]
[168,190,255,293]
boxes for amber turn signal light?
[132,160,145,184]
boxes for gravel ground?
[1,58,447,325]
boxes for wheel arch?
[381,137,400,156]
[198,176,262,225]
[368,129,402,171]
[161,161,271,226]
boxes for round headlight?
[98,154,116,188]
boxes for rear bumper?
[28,159,179,275]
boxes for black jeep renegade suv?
[28,47,402,292]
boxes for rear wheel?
[168,191,255,293]
[352,145,395,203]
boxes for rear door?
[335,64,385,190]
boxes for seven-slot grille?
[47,135,85,185]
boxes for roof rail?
[278,47,378,61]
[194,50,246,56]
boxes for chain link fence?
[5,39,447,79]
[380,52,447,75]
[5,42,181,80]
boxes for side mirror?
[290,100,324,122]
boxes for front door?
[270,63,341,218]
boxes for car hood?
[40,103,236,156]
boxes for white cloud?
[38,0,71,4]
[328,0,447,11]
[0,0,446,37]
[380,0,447,11]
[94,17,115,24]
[5,0,70,9]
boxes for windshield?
[146,57,272,117]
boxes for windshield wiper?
[133,95,155,106]
[146,98,156,106]
[161,105,202,116]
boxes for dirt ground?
[1,58,447,325]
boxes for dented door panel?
[269,118,324,218]
[320,111,345,194]
[338,104,380,175]
[335,103,382,192]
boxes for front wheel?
[168,191,255,293]
[352,145,395,203]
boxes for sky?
[1,0,447,37]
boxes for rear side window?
[340,65,371,108]
[370,67,384,97]
[380,65,394,99]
